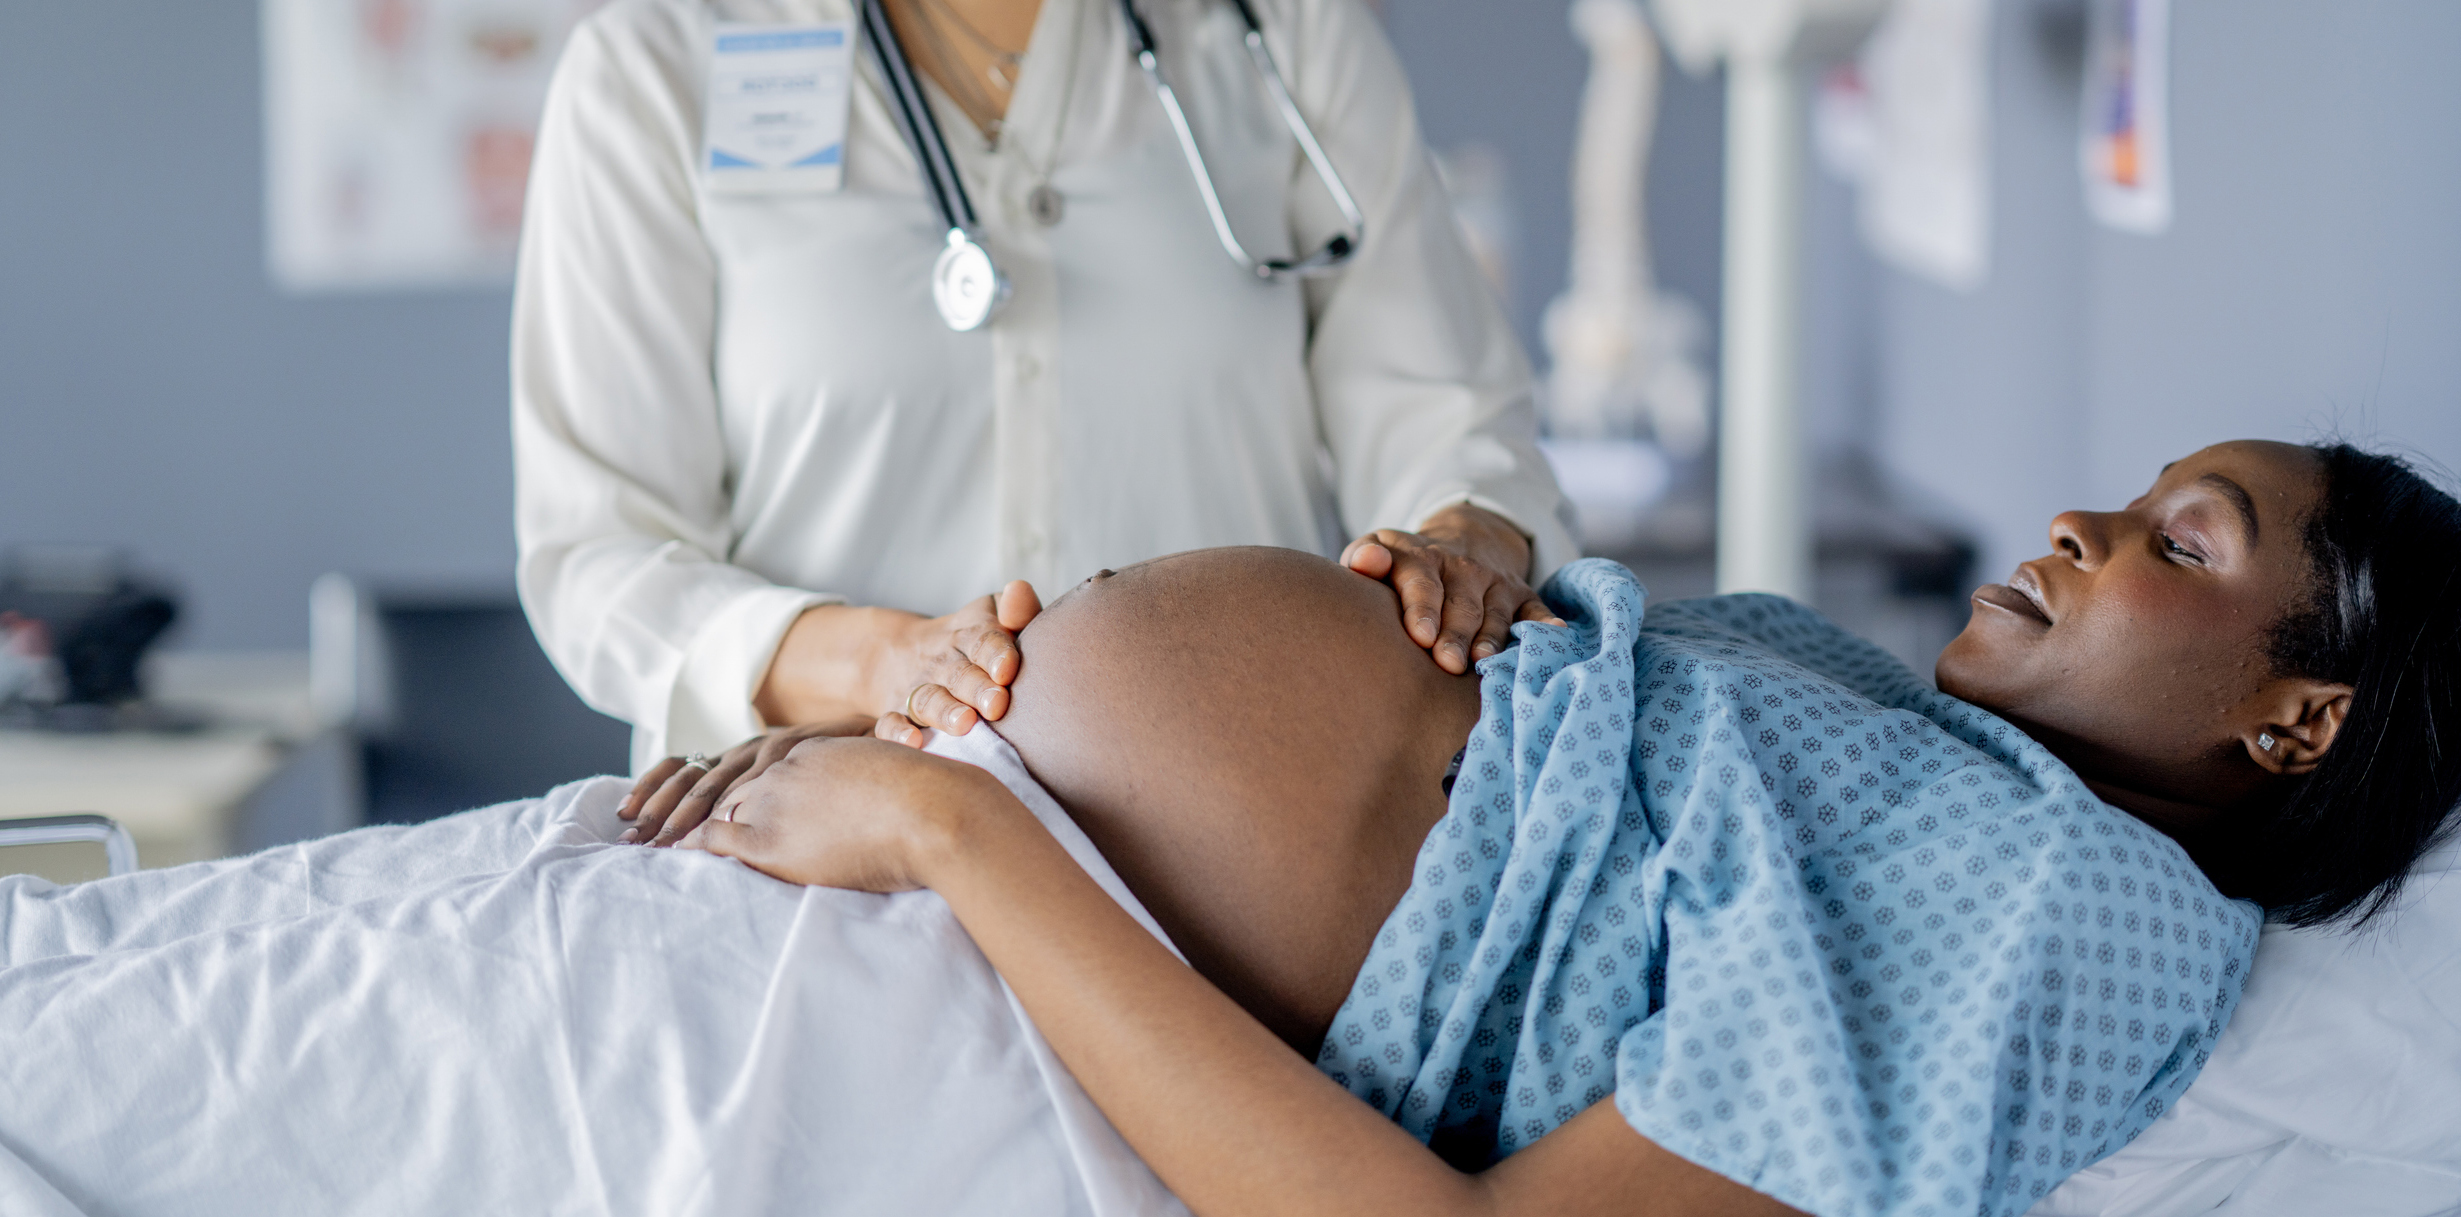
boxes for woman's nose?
[2047,510,2110,566]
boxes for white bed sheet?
[0,729,1189,1217]
[12,724,2456,1217]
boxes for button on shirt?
[514,0,1577,768]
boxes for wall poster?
[265,0,608,291]
[2081,0,2172,234]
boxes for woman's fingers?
[622,761,702,843]
[646,747,755,846]
[620,757,685,823]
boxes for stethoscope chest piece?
[932,229,1010,332]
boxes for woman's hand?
[677,735,1018,892]
[619,718,874,846]
[1342,502,1563,675]
[755,581,1043,734]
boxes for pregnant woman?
[682,439,2461,1216]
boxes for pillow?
[2028,833,2461,1216]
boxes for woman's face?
[1936,441,2328,812]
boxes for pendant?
[1027,182,1065,227]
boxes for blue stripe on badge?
[716,28,844,53]
[790,144,843,168]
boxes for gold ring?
[903,684,927,722]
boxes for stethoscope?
[858,0,1368,331]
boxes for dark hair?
[2211,443,2461,926]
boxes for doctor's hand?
[1343,503,1563,676]
[620,718,875,846]
[754,581,1043,738]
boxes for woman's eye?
[2160,533,2201,563]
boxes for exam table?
[1,780,2452,1215]
[0,813,139,880]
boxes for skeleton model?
[1540,0,1710,458]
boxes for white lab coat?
[514,0,1576,769]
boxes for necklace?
[891,0,1017,140]
[909,0,1027,90]
[1017,0,1082,225]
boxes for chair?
[311,575,632,825]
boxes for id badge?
[703,24,853,192]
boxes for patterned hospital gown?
[1316,560,2260,1217]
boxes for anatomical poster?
[2080,0,2172,234]
[265,0,607,291]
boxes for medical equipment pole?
[1651,0,1888,603]
[1714,51,1810,600]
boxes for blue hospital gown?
[1316,560,2260,1217]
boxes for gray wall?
[0,0,1715,654]
[1875,0,2461,587]
[2,0,523,651]
[6,0,2455,657]
[1383,2,1727,375]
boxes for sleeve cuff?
[649,584,842,770]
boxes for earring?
[2258,732,2277,752]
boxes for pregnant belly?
[993,549,1485,1055]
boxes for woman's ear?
[2245,680,2354,776]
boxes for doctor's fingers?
[875,711,931,748]
[1468,579,1527,664]
[994,580,1043,632]
[950,598,1025,691]
[901,680,983,736]
[1514,592,1568,628]
[1428,558,1500,675]
[1383,543,1453,652]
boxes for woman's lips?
[1973,582,2053,626]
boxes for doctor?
[513,0,1577,807]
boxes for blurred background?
[3,0,2457,876]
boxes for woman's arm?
[686,739,1800,1217]
[622,581,1044,845]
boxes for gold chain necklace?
[909,0,1027,88]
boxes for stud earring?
[2257,732,2277,752]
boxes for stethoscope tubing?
[860,0,980,237]
[860,0,1370,329]
[1118,0,1365,279]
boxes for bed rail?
[0,813,140,877]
